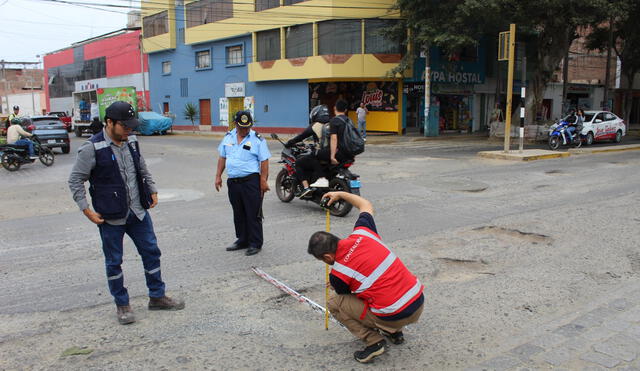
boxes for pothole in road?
[545,169,564,175]
[473,226,552,244]
[432,179,489,193]
[432,257,494,282]
[157,188,205,202]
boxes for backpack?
[336,115,365,157]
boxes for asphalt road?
[1,134,639,370]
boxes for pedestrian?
[356,102,368,140]
[307,191,425,363]
[89,116,104,135]
[215,110,270,256]
[68,101,184,325]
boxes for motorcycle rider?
[564,109,583,144]
[6,118,37,159]
[285,105,331,198]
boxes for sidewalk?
[467,279,640,370]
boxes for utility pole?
[424,46,436,136]
[498,24,516,153]
[561,47,569,115]
[1,60,8,115]
[519,53,526,153]
[139,34,147,111]
[603,15,613,110]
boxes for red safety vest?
[331,226,424,319]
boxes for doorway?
[227,97,244,130]
[163,102,169,114]
[199,99,211,126]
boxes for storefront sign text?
[225,82,245,97]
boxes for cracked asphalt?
[1,134,639,370]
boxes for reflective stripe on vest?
[370,279,422,315]
[93,141,108,150]
[332,227,422,316]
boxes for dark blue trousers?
[227,174,263,250]
[98,211,166,306]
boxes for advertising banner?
[97,87,137,120]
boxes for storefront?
[309,80,402,134]
[404,44,487,135]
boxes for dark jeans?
[227,174,263,249]
[14,139,35,157]
[316,148,352,165]
[98,211,165,306]
[295,154,321,184]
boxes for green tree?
[392,0,601,122]
[183,102,199,133]
[586,0,640,123]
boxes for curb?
[569,144,640,155]
[477,151,570,161]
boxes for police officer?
[68,101,185,325]
[215,110,270,256]
[5,105,20,130]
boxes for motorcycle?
[548,120,582,150]
[271,133,361,217]
[0,134,55,171]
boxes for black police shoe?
[226,242,248,251]
[245,247,261,256]
[354,340,386,363]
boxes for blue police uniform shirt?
[218,128,271,178]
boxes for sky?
[0,0,134,63]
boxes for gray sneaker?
[117,305,135,325]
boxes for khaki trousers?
[328,294,424,346]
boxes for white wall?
[6,92,46,116]
[49,97,74,114]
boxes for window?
[180,78,188,97]
[186,0,233,28]
[604,112,616,121]
[47,55,107,98]
[318,20,361,55]
[162,61,171,75]
[365,19,401,54]
[595,113,605,122]
[143,11,169,38]
[285,23,312,58]
[177,27,185,44]
[256,29,281,61]
[195,49,211,69]
[256,0,279,11]
[226,45,244,66]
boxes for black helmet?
[310,105,330,124]
[13,105,19,110]
[234,110,253,127]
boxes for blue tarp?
[137,112,173,136]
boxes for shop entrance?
[404,83,424,133]
[436,94,473,133]
[227,97,244,130]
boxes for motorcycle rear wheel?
[548,136,560,150]
[572,137,582,148]
[39,148,55,166]
[1,153,21,172]
[328,178,353,217]
[275,169,295,202]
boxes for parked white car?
[560,111,626,146]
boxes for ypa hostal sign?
[225,82,245,97]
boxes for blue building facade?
[147,5,309,131]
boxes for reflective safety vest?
[331,226,424,319]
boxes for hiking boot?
[148,296,185,311]
[353,340,386,363]
[379,329,405,344]
[116,305,135,325]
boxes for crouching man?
[307,191,424,363]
